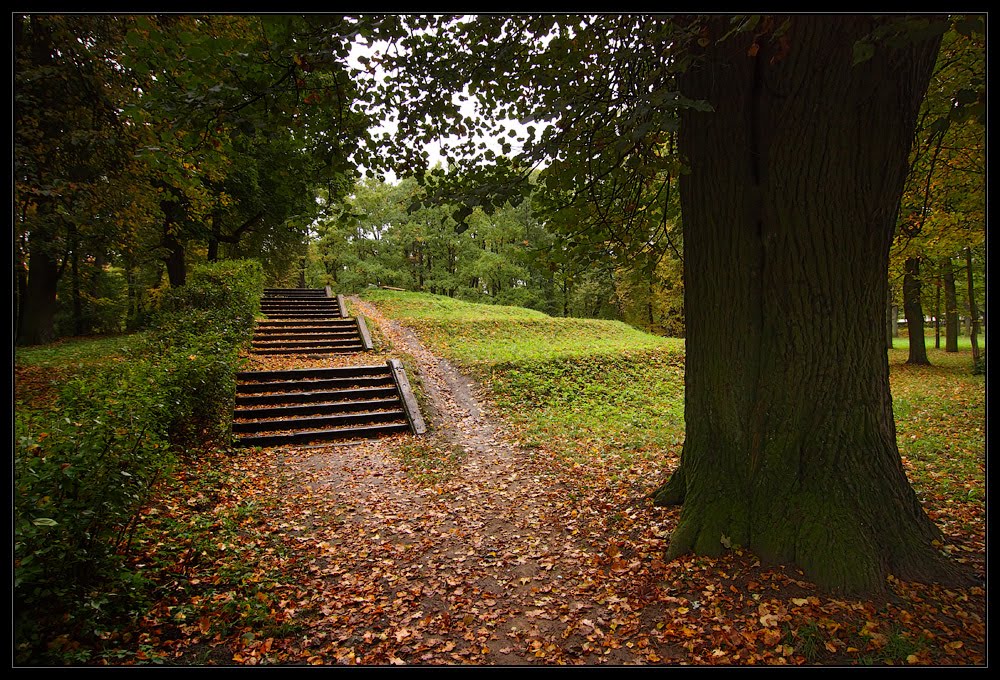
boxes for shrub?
[14,259,264,663]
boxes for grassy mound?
[362,290,687,465]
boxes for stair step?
[262,311,343,316]
[254,331,358,342]
[261,299,339,305]
[263,288,327,296]
[233,408,406,434]
[256,319,358,328]
[237,365,392,382]
[237,375,393,394]
[234,422,412,448]
[234,398,402,419]
[252,338,362,348]
[251,345,365,355]
[235,386,400,407]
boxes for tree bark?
[886,291,895,349]
[965,246,981,369]
[163,231,187,288]
[934,274,940,350]
[16,232,62,345]
[903,257,930,365]
[942,256,959,352]
[654,15,968,595]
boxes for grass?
[361,290,687,468]
[15,333,145,371]
[14,333,147,418]
[888,346,986,504]
[363,291,986,501]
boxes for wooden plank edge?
[387,359,427,435]
[357,316,374,351]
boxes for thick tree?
[368,14,979,594]
[648,16,971,594]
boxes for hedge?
[14,259,264,662]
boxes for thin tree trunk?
[943,256,959,352]
[934,274,940,349]
[653,15,966,595]
[966,246,981,369]
[164,232,187,288]
[904,257,930,365]
[71,241,83,336]
[886,290,895,349]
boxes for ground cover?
[13,292,985,666]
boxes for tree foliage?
[14,14,376,343]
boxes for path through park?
[152,292,983,666]
[248,295,677,665]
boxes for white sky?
[347,36,535,183]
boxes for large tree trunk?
[653,15,967,595]
[903,257,930,365]
[942,256,959,352]
[17,234,62,346]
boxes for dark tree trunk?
[886,291,895,349]
[71,242,84,336]
[207,218,220,262]
[934,274,941,350]
[158,184,189,287]
[164,232,187,288]
[965,247,981,368]
[15,250,28,341]
[903,257,930,365]
[942,256,959,352]
[653,15,967,595]
[17,235,62,345]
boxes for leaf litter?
[118,297,985,666]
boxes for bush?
[14,259,264,663]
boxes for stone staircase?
[252,288,373,355]
[233,288,424,448]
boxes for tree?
[903,257,931,364]
[368,14,979,594]
[119,14,373,287]
[14,15,138,345]
[890,21,986,361]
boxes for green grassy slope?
[362,290,686,467]
[363,290,985,504]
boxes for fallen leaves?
[87,299,987,667]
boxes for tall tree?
[119,14,373,287]
[14,15,137,344]
[890,20,985,359]
[368,14,979,594]
[903,257,931,364]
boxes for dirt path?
[256,296,671,665]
